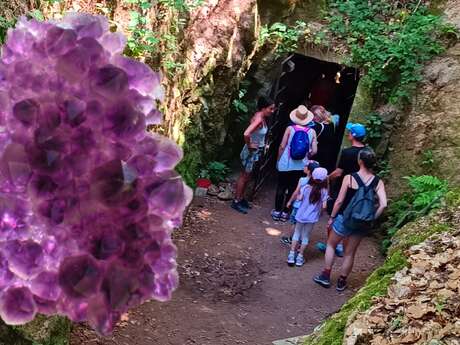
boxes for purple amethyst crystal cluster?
[0,14,191,334]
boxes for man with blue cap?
[315,122,367,256]
[329,122,367,190]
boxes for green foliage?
[381,175,449,252]
[327,0,455,105]
[259,21,307,57]
[199,161,230,184]
[232,81,255,124]
[0,16,15,44]
[364,112,383,148]
[158,0,204,12]
[29,10,45,21]
[375,159,391,179]
[232,89,249,114]
[124,0,194,76]
[421,149,435,170]
[124,0,157,58]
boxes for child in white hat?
[287,167,329,267]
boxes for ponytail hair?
[308,178,328,204]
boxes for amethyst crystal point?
[0,13,191,334]
[0,287,37,325]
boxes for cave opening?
[251,53,361,197]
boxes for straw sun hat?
[289,105,314,126]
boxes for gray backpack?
[343,173,380,231]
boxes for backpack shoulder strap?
[370,175,380,189]
[293,125,309,133]
[317,123,325,138]
[352,173,365,188]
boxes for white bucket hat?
[290,105,314,126]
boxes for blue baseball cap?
[346,123,366,139]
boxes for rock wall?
[165,0,259,184]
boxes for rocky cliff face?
[164,0,259,184]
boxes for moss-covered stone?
[15,316,71,345]
[302,250,407,345]
[0,316,71,345]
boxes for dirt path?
[71,185,382,345]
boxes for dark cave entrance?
[252,53,361,196]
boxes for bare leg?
[235,171,250,201]
[325,231,343,270]
[340,235,362,277]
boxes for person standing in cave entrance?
[309,105,340,174]
[271,105,318,221]
[231,96,276,214]
[313,147,387,291]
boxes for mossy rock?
[1,316,71,345]
[302,250,407,345]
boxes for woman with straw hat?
[271,105,318,221]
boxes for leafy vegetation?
[421,149,435,170]
[326,0,456,105]
[125,0,159,57]
[232,81,256,124]
[124,0,199,75]
[0,16,15,44]
[199,161,230,184]
[364,112,383,147]
[381,175,449,252]
[259,21,307,57]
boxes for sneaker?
[271,210,281,221]
[280,236,292,245]
[295,254,305,267]
[240,199,252,209]
[315,242,327,253]
[287,251,296,267]
[313,272,331,288]
[315,242,344,257]
[335,244,344,258]
[280,212,289,222]
[231,201,248,214]
[336,276,347,292]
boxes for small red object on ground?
[196,178,212,188]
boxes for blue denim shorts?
[240,146,262,173]
[332,215,352,238]
[332,214,368,238]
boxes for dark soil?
[71,185,382,345]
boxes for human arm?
[327,175,350,226]
[243,115,263,149]
[309,130,318,157]
[374,180,388,219]
[328,150,345,181]
[286,180,301,208]
[328,168,344,181]
[277,127,291,161]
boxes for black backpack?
[343,173,380,231]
